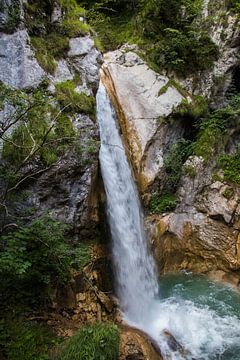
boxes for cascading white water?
[97,82,159,323]
[97,82,240,360]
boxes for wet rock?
[148,208,240,274]
[120,326,163,360]
[208,270,240,288]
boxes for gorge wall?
[101,2,240,279]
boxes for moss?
[183,164,197,178]
[222,187,234,199]
[55,81,96,117]
[158,79,188,97]
[149,194,179,214]
[31,34,69,74]
[58,323,120,360]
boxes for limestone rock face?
[102,47,186,192]
[181,1,240,104]
[148,208,239,274]
[0,30,45,88]
[0,6,102,239]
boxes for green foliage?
[158,79,188,97]
[164,139,193,192]
[0,319,58,360]
[55,81,96,117]
[192,95,240,161]
[26,0,89,73]
[1,86,76,167]
[0,215,91,307]
[218,148,240,184]
[222,187,234,199]
[148,29,218,76]
[1,0,21,33]
[174,96,209,121]
[149,194,179,214]
[58,323,120,360]
[84,0,218,75]
[229,0,240,14]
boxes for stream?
[97,82,240,360]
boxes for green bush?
[148,29,218,76]
[0,216,91,307]
[149,194,179,214]
[58,323,120,360]
[0,319,58,360]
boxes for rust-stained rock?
[148,208,240,274]
[101,47,187,193]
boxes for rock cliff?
[0,0,102,239]
[101,2,240,277]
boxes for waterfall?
[97,82,159,323]
[97,82,240,360]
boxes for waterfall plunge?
[97,82,159,324]
[97,82,240,360]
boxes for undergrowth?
[58,323,120,360]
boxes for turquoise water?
[157,273,240,359]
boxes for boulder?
[120,326,163,360]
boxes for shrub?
[149,29,218,76]
[0,215,91,307]
[58,323,120,360]
[0,319,58,360]
[2,0,21,33]
[1,87,77,167]
[149,194,179,214]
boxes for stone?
[52,59,73,84]
[0,30,45,89]
[76,293,86,302]
[68,36,94,57]
[102,47,186,192]
[149,208,240,274]
[120,326,163,360]
[97,291,114,313]
[51,2,62,23]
